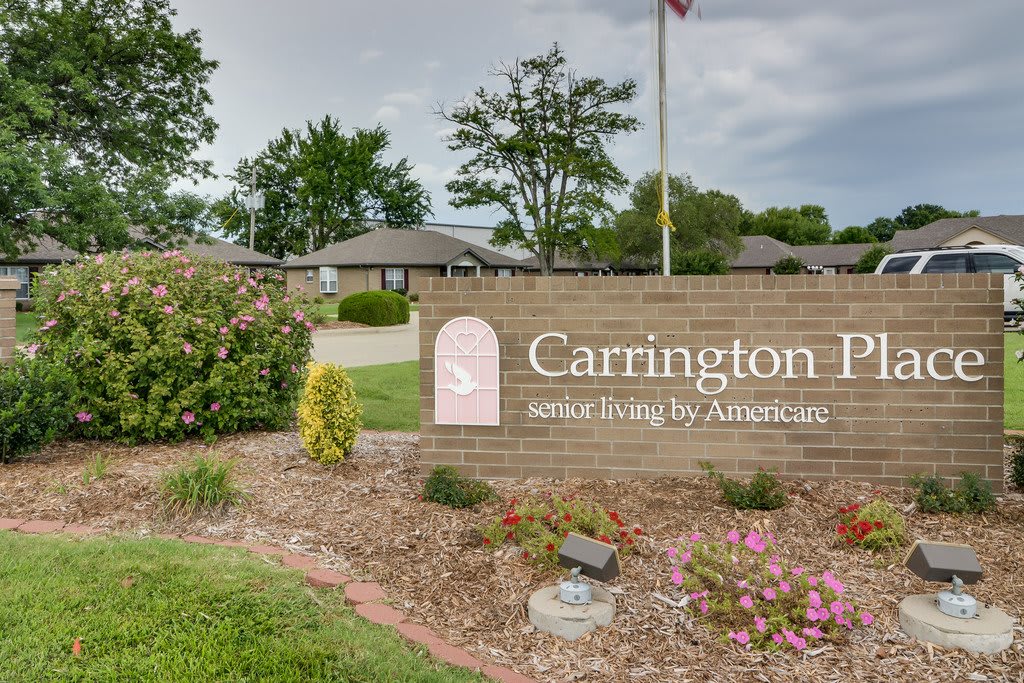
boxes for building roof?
[128,227,282,266]
[888,215,1024,251]
[792,242,874,267]
[731,235,873,269]
[4,235,80,264]
[283,228,524,268]
[518,253,618,271]
[730,235,796,268]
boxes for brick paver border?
[0,519,535,683]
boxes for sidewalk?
[311,312,419,367]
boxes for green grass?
[16,311,34,343]
[1006,332,1024,429]
[0,532,482,682]
[316,302,418,321]
[348,361,419,432]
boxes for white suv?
[874,244,1024,323]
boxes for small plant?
[481,495,642,569]
[771,255,805,275]
[0,356,74,464]
[161,454,247,517]
[666,530,874,652]
[909,472,996,514]
[407,292,420,303]
[422,465,495,508]
[82,453,109,485]
[336,290,410,327]
[297,362,363,464]
[1007,435,1024,490]
[834,499,905,551]
[700,462,787,510]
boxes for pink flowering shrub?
[31,250,321,442]
[666,530,874,652]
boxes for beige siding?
[940,227,1005,247]
[286,265,441,301]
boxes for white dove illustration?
[445,362,478,396]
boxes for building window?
[496,268,512,278]
[305,269,314,283]
[384,267,405,291]
[319,267,338,294]
[0,266,29,299]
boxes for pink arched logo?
[434,317,500,426]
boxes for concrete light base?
[899,594,1015,654]
[528,584,615,641]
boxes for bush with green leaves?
[771,255,805,275]
[30,251,320,443]
[909,472,996,514]
[701,462,787,510]
[1005,435,1024,490]
[337,290,409,327]
[834,499,906,552]
[0,356,74,464]
[161,454,247,517]
[422,465,495,508]
[853,244,892,274]
[672,249,731,275]
[297,362,362,465]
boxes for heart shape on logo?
[454,332,480,354]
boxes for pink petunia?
[807,576,818,587]
[181,411,195,425]
[861,613,874,626]
[806,607,819,622]
[817,607,829,621]
[808,590,822,609]
[689,533,701,542]
[734,631,750,645]
[772,633,784,645]
[762,588,776,601]
[666,547,678,559]
[210,402,221,412]
[779,580,791,593]
[791,567,805,576]
[670,570,683,586]
[151,284,168,297]
[830,601,845,616]
[739,595,754,609]
[754,616,767,633]
[726,530,740,544]
[769,563,782,577]
[76,412,92,423]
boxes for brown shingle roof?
[792,242,874,267]
[730,235,795,268]
[128,227,282,266]
[731,235,872,269]
[6,235,79,264]
[283,228,524,268]
[888,215,1024,251]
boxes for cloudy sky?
[171,0,1024,231]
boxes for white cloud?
[373,105,402,121]
[358,48,384,64]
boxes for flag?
[666,0,700,21]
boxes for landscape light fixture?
[556,533,621,605]
[898,540,1014,653]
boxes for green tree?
[895,204,980,232]
[436,44,640,275]
[0,0,218,258]
[853,244,892,273]
[865,216,898,242]
[831,226,877,244]
[771,255,805,274]
[741,206,832,245]
[613,172,743,268]
[672,249,731,275]
[215,116,431,258]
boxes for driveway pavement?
[311,312,419,368]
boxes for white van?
[874,244,1024,323]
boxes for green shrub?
[1005,435,1024,490]
[700,462,787,510]
[672,249,730,275]
[161,454,247,517]
[407,292,419,303]
[297,362,363,464]
[481,495,642,569]
[0,356,74,464]
[834,499,906,551]
[909,472,996,513]
[854,244,892,274]
[771,255,805,275]
[422,465,495,508]
[337,291,410,327]
[31,251,320,443]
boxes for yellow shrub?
[297,363,363,464]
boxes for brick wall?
[0,278,17,364]
[419,274,1005,489]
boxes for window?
[305,269,314,283]
[319,267,337,294]
[880,256,920,274]
[0,266,29,299]
[384,268,405,291]
[496,268,512,278]
[972,253,1021,274]
[921,253,969,273]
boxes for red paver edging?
[1,517,538,683]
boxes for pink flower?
[293,310,305,321]
[689,533,701,542]
[151,284,168,297]
[217,347,228,359]
[769,563,782,577]
[181,411,195,425]
[280,325,291,334]
[183,267,195,279]
[779,580,791,593]
[762,588,776,601]
[807,576,818,587]
[230,317,239,326]
[666,547,678,559]
[817,607,829,621]
[861,613,874,626]
[193,317,204,325]
[305,321,315,331]
[259,368,269,376]
[830,601,845,616]
[121,286,130,295]
[219,326,229,335]
[100,281,112,293]
[76,412,92,423]
[56,292,66,302]
[791,567,805,576]
[754,616,767,633]
[210,402,221,412]
[280,381,288,388]
[94,254,104,265]
[792,638,806,651]
[128,276,140,286]
[734,631,750,645]
[41,319,58,330]
[726,530,740,544]
[163,305,174,315]
[808,591,822,609]
[739,595,753,609]
[109,310,120,318]
[699,600,708,614]
[26,343,40,354]
[806,607,819,622]
[290,364,298,373]
[744,531,766,553]
[772,634,783,645]
[679,550,691,564]
[238,322,248,331]
[237,286,247,295]
[670,570,683,585]
[183,342,193,354]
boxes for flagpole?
[657,0,670,276]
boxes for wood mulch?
[317,320,370,330]
[1,432,1022,683]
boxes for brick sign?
[419,275,1005,488]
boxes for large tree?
[613,171,743,269]
[831,225,877,244]
[741,205,832,245]
[436,44,640,275]
[895,204,980,232]
[0,0,218,258]
[215,116,431,258]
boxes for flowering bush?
[665,530,874,652]
[834,499,905,551]
[30,250,321,443]
[481,495,642,568]
[297,362,362,464]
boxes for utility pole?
[657,0,671,276]
[245,164,264,251]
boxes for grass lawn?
[348,361,419,432]
[15,311,34,343]
[1006,332,1024,430]
[0,532,481,682]
[317,302,419,320]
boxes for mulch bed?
[317,320,370,330]
[1,432,1022,683]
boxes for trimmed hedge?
[337,291,410,327]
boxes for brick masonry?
[419,274,1005,489]
[0,278,16,365]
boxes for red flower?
[871,489,882,495]
[509,498,518,507]
[608,511,619,521]
[854,529,864,541]
[563,513,572,522]
[874,521,884,529]
[616,519,625,528]
[849,503,860,512]
[522,551,529,559]
[633,527,643,536]
[619,530,628,538]
[599,534,612,544]
[839,506,848,514]
[526,516,535,522]
[563,531,569,537]
[546,543,555,552]
[626,538,634,545]
[506,532,514,540]
[835,524,848,535]
[483,538,492,545]
[845,537,854,545]
[544,513,555,521]
[858,521,872,534]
